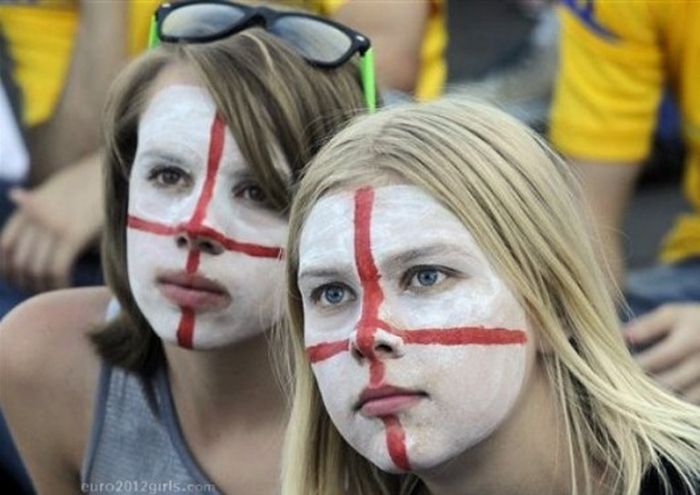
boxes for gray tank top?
[80,303,220,493]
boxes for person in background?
[0,0,160,309]
[548,0,700,405]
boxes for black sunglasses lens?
[270,17,353,65]
[161,4,247,40]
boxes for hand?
[625,304,700,404]
[0,153,103,292]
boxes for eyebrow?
[298,265,355,282]
[230,168,256,182]
[137,149,191,167]
[383,243,475,268]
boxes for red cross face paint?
[298,185,533,474]
[127,85,286,350]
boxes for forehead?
[139,85,216,138]
[299,185,488,265]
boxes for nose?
[350,327,404,362]
[175,228,225,255]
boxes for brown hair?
[93,28,368,374]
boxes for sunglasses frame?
[149,1,376,111]
[153,0,371,69]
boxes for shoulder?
[0,286,110,410]
[0,286,111,380]
[0,287,112,488]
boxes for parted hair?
[93,28,367,373]
[281,98,700,495]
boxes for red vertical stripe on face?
[177,114,224,348]
[185,249,201,274]
[188,114,225,229]
[354,187,386,386]
[176,308,195,349]
[382,415,410,471]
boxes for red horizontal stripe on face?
[126,215,284,259]
[127,216,178,235]
[398,326,527,346]
[306,326,527,364]
[306,339,349,363]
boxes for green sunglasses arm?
[360,47,376,113]
[148,15,160,49]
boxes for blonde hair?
[281,98,700,495]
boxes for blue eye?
[405,266,449,290]
[323,285,347,305]
[311,283,355,308]
[415,269,440,286]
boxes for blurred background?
[0,0,692,493]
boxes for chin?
[400,448,456,475]
[189,327,268,350]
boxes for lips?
[356,385,427,418]
[157,271,231,311]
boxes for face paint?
[298,185,532,473]
[128,85,287,350]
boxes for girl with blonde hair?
[282,98,700,495]
[0,1,374,493]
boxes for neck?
[419,358,598,495]
[164,332,287,436]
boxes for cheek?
[127,230,182,281]
[312,357,363,419]
[128,180,198,224]
[218,255,286,318]
[409,344,528,439]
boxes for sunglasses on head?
[149,0,376,111]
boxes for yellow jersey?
[0,0,160,127]
[548,0,700,263]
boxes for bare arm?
[0,288,108,493]
[0,2,127,292]
[569,159,643,284]
[0,151,103,291]
[332,0,429,95]
[574,160,700,405]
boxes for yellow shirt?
[0,0,160,127]
[0,0,446,128]
[549,0,700,263]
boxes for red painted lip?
[356,385,427,418]
[157,272,231,311]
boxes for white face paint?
[298,185,533,473]
[127,84,287,350]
